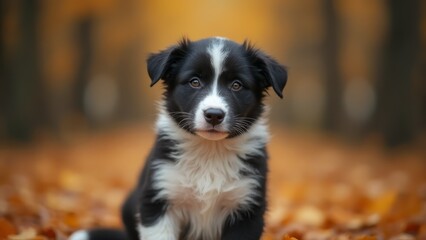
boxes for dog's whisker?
[177,117,194,130]
[169,112,194,118]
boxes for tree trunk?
[3,0,44,142]
[376,0,421,147]
[322,0,342,132]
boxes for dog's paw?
[68,230,89,240]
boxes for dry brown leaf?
[304,229,334,240]
[293,205,326,227]
[366,191,397,215]
[0,218,17,239]
[355,236,378,240]
[7,228,46,240]
[418,224,426,239]
[282,235,299,240]
[388,233,416,240]
[58,171,83,192]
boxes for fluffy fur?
[69,37,287,240]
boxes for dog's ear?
[244,41,288,98]
[147,38,190,86]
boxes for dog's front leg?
[137,185,179,240]
[221,206,266,240]
[138,212,179,240]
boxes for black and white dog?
[70,37,287,240]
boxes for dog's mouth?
[195,129,229,141]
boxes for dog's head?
[148,37,287,141]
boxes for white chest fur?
[153,144,259,239]
[149,110,270,239]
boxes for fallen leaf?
[7,228,46,240]
[293,205,326,227]
[0,218,17,239]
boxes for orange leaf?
[0,218,17,239]
[366,191,396,215]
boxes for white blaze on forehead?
[192,38,231,135]
[214,36,229,41]
[207,39,228,94]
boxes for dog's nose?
[204,108,225,126]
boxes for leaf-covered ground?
[0,125,425,240]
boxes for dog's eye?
[189,77,202,88]
[230,80,242,91]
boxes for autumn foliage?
[0,126,425,240]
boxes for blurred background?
[1,0,425,147]
[1,1,426,239]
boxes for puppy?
[70,37,287,240]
